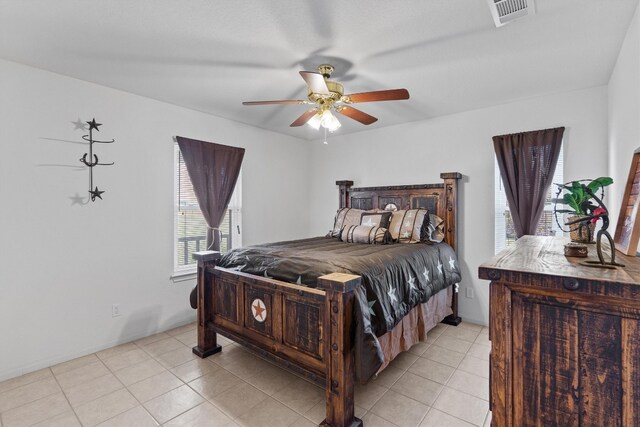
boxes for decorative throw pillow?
[426,214,445,243]
[388,210,406,241]
[360,211,392,229]
[388,209,430,243]
[330,208,366,237]
[399,209,429,243]
[340,225,391,244]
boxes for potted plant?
[554,177,613,242]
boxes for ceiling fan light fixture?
[321,110,341,132]
[307,113,322,130]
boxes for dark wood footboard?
[193,251,362,427]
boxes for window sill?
[170,269,197,283]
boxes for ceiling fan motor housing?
[308,80,343,107]
[317,64,334,78]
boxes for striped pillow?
[389,209,430,243]
[340,225,391,244]
[330,208,366,237]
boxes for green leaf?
[587,177,613,193]
[571,182,586,204]
[563,193,581,214]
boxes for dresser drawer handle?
[563,278,580,290]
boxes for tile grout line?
[403,323,488,427]
[76,328,195,426]
[131,333,218,426]
[429,325,489,426]
[48,366,84,426]
[365,324,451,426]
[0,368,72,425]
[81,346,149,426]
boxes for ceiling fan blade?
[242,100,307,105]
[299,71,330,95]
[335,106,378,125]
[343,89,410,103]
[290,109,319,127]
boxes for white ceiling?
[0,0,637,140]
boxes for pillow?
[360,211,392,229]
[426,214,445,243]
[389,209,430,243]
[329,208,366,237]
[340,225,391,244]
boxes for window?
[174,145,242,273]
[494,145,564,253]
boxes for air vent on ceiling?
[487,0,535,27]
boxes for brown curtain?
[176,136,245,251]
[493,127,564,237]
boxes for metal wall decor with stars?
[79,118,114,201]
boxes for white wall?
[307,86,609,325]
[609,3,640,228]
[0,53,618,380]
[0,59,311,381]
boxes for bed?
[191,172,462,427]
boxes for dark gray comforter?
[217,236,461,381]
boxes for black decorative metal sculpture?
[554,178,623,268]
[79,118,114,201]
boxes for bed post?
[192,251,223,358]
[440,172,462,326]
[318,273,363,427]
[336,180,354,208]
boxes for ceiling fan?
[242,64,410,132]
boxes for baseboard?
[0,315,196,382]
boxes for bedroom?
[1,0,639,426]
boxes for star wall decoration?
[86,118,102,131]
[77,117,115,202]
[89,186,104,201]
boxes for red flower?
[591,207,607,223]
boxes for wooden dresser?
[479,236,640,427]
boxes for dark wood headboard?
[336,172,461,251]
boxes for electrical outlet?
[112,303,121,317]
[465,288,474,299]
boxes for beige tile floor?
[0,321,492,427]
